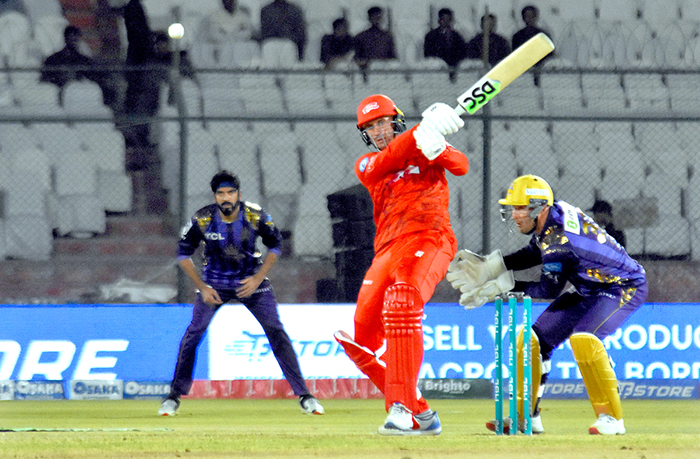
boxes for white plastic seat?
[657,22,693,68]
[211,121,263,205]
[642,170,683,216]
[62,80,112,117]
[491,75,542,115]
[259,124,302,196]
[32,14,69,58]
[624,73,670,112]
[282,72,329,115]
[98,170,132,214]
[298,125,350,196]
[323,72,355,113]
[0,11,34,67]
[555,173,598,211]
[293,185,334,258]
[239,72,285,114]
[54,194,106,237]
[4,214,53,260]
[185,124,218,197]
[581,73,627,111]
[643,215,691,258]
[667,73,700,112]
[411,70,456,113]
[540,72,584,114]
[260,38,299,68]
[55,149,98,196]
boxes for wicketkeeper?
[447,174,647,435]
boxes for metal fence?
[1,65,699,266]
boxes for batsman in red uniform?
[335,94,469,435]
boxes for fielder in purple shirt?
[158,170,323,417]
[448,175,647,436]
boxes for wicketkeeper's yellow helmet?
[498,174,554,207]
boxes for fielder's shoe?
[158,397,180,416]
[299,394,325,415]
[589,414,625,435]
[486,413,544,434]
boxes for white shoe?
[158,398,179,416]
[589,414,625,435]
[378,403,414,435]
[299,395,325,415]
[530,412,544,434]
[413,409,442,435]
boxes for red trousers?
[353,230,456,412]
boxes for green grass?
[0,398,699,458]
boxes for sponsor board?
[0,303,698,393]
[418,378,492,399]
[537,379,699,399]
[13,380,65,400]
[70,380,123,400]
[123,381,171,399]
[0,380,14,400]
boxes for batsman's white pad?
[413,122,447,160]
[421,102,464,135]
[459,270,515,309]
[447,249,507,292]
[570,332,623,420]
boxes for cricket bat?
[454,32,555,116]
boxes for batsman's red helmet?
[356,94,406,146]
[356,94,404,128]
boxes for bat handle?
[454,105,466,117]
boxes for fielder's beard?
[218,201,237,216]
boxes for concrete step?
[0,254,177,304]
[53,234,175,257]
[105,214,177,237]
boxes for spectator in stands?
[354,6,397,70]
[120,0,195,156]
[40,25,118,107]
[465,13,511,66]
[423,8,467,69]
[0,0,25,16]
[260,0,307,61]
[590,200,626,248]
[199,0,256,44]
[320,17,354,69]
[118,0,196,213]
[512,5,553,84]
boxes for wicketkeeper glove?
[446,249,508,292]
[421,102,464,135]
[458,270,515,309]
[414,121,448,160]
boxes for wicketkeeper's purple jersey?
[504,200,646,299]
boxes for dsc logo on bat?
[457,78,502,114]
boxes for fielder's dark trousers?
[169,280,310,398]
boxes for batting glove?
[414,122,447,160]
[459,270,515,310]
[421,102,464,136]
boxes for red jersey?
[355,125,469,252]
